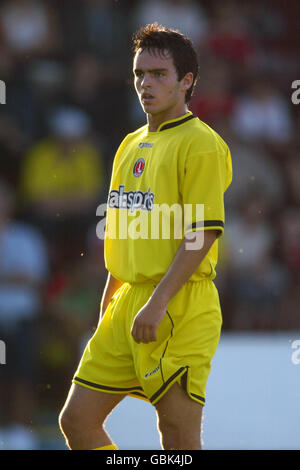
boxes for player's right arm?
[99,272,123,319]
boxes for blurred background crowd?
[0,0,299,450]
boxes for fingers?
[131,322,157,344]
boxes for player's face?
[133,48,190,119]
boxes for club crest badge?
[133,158,145,177]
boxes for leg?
[155,382,203,450]
[59,383,126,449]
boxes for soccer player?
[59,23,232,450]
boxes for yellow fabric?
[73,279,222,406]
[104,111,232,284]
[93,444,118,450]
[20,138,104,201]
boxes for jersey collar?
[148,111,197,133]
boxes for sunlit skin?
[133,48,193,132]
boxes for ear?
[181,72,194,94]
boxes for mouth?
[141,93,154,103]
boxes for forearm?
[100,272,123,318]
[152,230,217,307]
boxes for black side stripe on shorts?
[150,366,187,403]
[150,367,206,405]
[190,392,205,404]
[129,391,148,399]
[74,376,144,393]
[159,310,175,383]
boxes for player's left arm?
[131,141,232,344]
[131,229,217,344]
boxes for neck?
[147,104,189,132]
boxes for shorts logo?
[144,365,160,378]
[133,158,145,177]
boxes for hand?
[131,296,168,344]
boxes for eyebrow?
[133,68,169,74]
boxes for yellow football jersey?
[104,111,232,284]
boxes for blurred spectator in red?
[132,0,208,45]
[225,193,288,330]
[206,2,255,66]
[0,0,61,60]
[0,179,48,449]
[19,107,106,262]
[231,76,293,143]
[190,59,235,126]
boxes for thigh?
[155,382,203,431]
[61,383,126,426]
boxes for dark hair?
[132,23,199,103]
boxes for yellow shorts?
[73,279,222,406]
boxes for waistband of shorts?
[127,278,213,288]
[127,281,157,288]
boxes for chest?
[113,139,185,196]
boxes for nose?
[140,73,152,89]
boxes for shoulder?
[121,124,148,145]
[186,117,230,156]
[112,125,147,158]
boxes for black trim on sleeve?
[187,220,224,232]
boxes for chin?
[145,106,164,116]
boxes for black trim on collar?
[159,114,197,131]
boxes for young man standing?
[59,23,232,450]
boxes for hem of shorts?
[149,366,206,406]
[72,376,147,398]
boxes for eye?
[135,71,144,78]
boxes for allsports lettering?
[108,185,155,213]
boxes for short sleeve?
[181,146,232,238]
